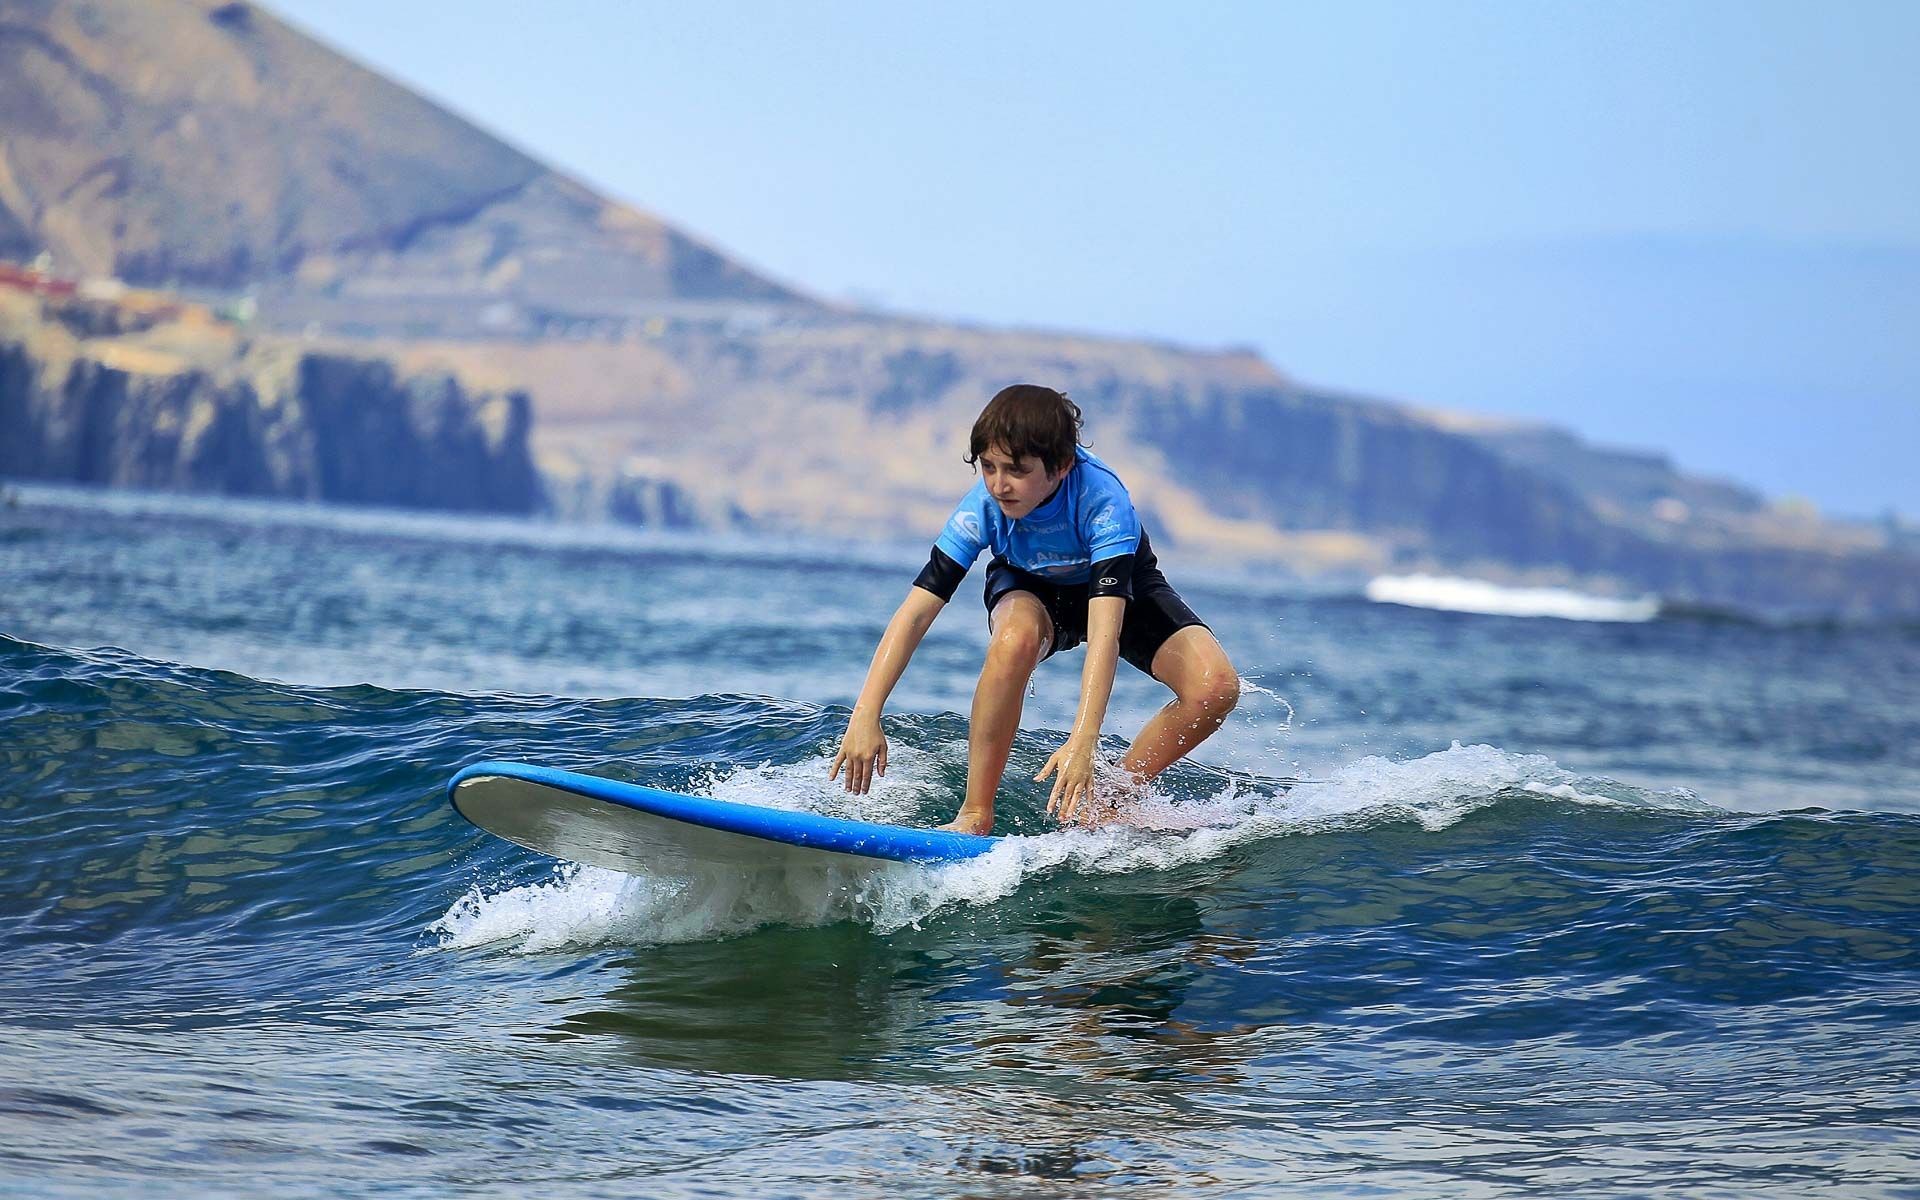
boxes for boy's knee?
[1194,668,1240,718]
[986,617,1047,672]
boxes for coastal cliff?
[0,297,539,513]
[6,281,1914,616]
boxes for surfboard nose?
[448,761,998,874]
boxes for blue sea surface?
[2,484,1917,1197]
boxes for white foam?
[1365,573,1661,622]
[429,743,1709,953]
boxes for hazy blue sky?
[271,0,1920,516]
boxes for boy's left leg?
[1119,625,1240,781]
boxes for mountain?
[0,0,1914,617]
[0,0,804,322]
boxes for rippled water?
[3,485,1917,1197]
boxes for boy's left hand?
[1038,738,1099,824]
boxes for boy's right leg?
[942,591,1053,835]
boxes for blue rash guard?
[915,447,1142,601]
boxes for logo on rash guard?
[951,511,981,542]
[1091,503,1119,531]
[1098,577,1119,587]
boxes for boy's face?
[978,444,1068,519]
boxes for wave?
[431,742,1718,952]
[5,632,1911,974]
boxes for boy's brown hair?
[966,384,1084,474]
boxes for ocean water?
[2,484,1917,1198]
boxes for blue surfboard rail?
[448,760,1000,864]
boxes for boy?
[829,384,1240,833]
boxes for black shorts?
[982,530,1208,676]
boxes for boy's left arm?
[1039,594,1126,822]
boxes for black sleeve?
[912,547,967,602]
[1087,554,1135,601]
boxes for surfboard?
[447,760,1000,874]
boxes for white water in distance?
[1365,573,1661,622]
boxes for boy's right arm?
[830,585,947,794]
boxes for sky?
[269,0,1920,517]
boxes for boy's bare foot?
[938,808,994,836]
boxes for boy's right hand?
[829,715,888,795]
